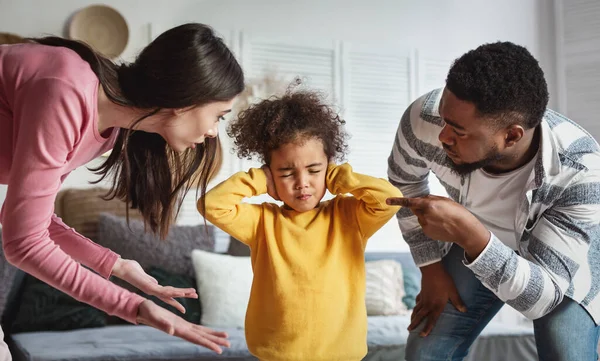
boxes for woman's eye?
[309,170,321,174]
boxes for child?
[198,90,402,361]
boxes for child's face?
[269,137,328,212]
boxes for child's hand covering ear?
[325,163,339,194]
[262,165,280,201]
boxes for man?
[387,41,600,361]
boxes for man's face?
[438,88,513,176]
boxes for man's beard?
[445,145,506,176]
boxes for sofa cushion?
[54,187,143,242]
[10,274,107,333]
[139,266,201,324]
[9,325,256,361]
[364,252,421,309]
[191,250,252,328]
[8,318,538,361]
[97,213,215,278]
[365,260,409,316]
[227,236,250,257]
[0,229,19,320]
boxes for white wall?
[0,0,557,234]
[0,0,558,99]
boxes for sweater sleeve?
[1,78,144,324]
[327,163,402,245]
[49,214,119,279]
[388,98,445,267]
[198,169,266,248]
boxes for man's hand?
[112,259,197,314]
[137,300,230,353]
[410,262,466,337]
[262,165,280,200]
[386,195,490,259]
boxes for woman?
[0,23,244,355]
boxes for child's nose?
[294,175,309,189]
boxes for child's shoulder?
[326,195,357,212]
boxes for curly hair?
[446,41,549,130]
[228,89,348,164]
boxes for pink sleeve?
[49,214,119,279]
[0,78,144,324]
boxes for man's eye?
[453,129,466,136]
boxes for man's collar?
[531,120,561,189]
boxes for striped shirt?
[388,88,600,323]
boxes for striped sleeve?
[465,169,600,319]
[387,98,445,267]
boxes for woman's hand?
[262,165,280,200]
[112,258,197,314]
[137,299,229,353]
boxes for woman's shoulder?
[2,43,97,88]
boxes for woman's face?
[159,98,235,152]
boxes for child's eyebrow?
[276,163,323,171]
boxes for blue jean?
[405,244,600,361]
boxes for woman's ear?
[171,105,196,116]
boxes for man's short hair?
[446,41,549,130]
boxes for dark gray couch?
[0,188,537,361]
[1,249,539,361]
[2,250,427,361]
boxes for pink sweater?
[0,43,144,324]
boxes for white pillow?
[365,260,409,316]
[190,249,253,328]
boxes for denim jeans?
[405,244,600,361]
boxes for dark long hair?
[31,23,245,238]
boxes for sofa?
[0,187,538,361]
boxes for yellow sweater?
[199,163,402,361]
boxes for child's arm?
[327,163,402,240]
[197,168,269,248]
